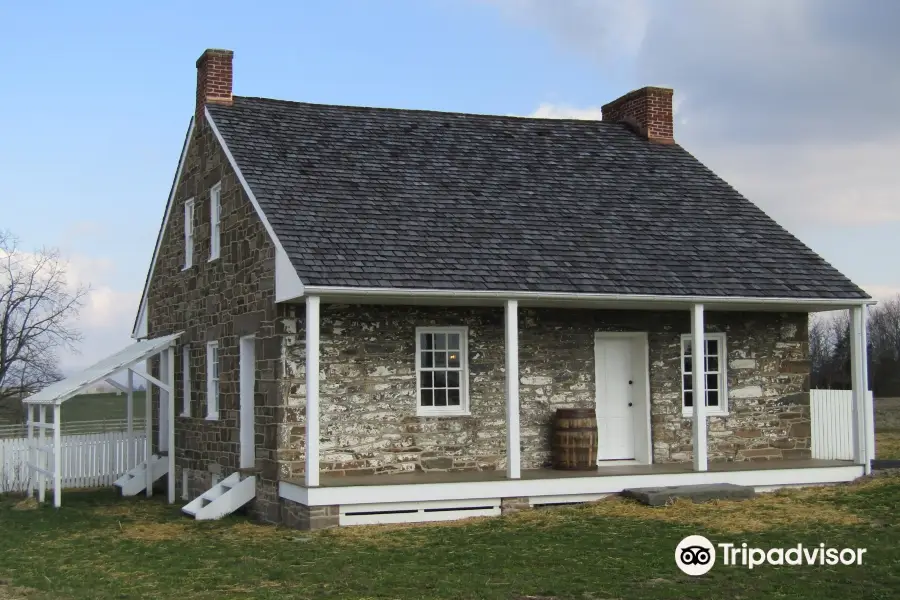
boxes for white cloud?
[528,103,602,120]
[487,0,900,229]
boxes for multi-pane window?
[206,341,219,419]
[416,327,468,416]
[183,199,195,269]
[681,333,728,416]
[181,344,191,417]
[209,182,221,260]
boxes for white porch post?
[167,347,176,503]
[38,405,46,502]
[159,352,169,452]
[850,305,872,472]
[126,369,134,469]
[505,299,521,479]
[145,359,153,497]
[53,403,62,508]
[691,303,708,472]
[305,295,321,488]
[26,404,34,498]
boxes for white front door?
[594,336,637,461]
[239,335,256,469]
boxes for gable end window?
[680,332,728,417]
[206,341,219,419]
[209,182,222,261]
[183,198,195,269]
[415,326,469,416]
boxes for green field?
[0,393,149,425]
[1,475,899,599]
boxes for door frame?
[239,334,256,469]
[593,331,653,466]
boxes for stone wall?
[277,305,810,479]
[145,115,282,517]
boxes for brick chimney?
[601,86,674,143]
[195,49,234,123]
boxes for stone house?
[128,49,875,529]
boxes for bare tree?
[0,231,88,407]
[868,296,900,396]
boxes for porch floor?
[290,459,854,488]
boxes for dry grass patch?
[119,521,190,542]
[876,431,900,459]
[10,498,38,512]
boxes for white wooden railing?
[810,389,872,460]
[0,432,147,493]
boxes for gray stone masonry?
[622,483,757,506]
[145,115,283,520]
[277,305,810,480]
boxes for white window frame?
[206,341,219,420]
[415,326,469,417]
[183,198,195,269]
[209,182,221,261]
[181,344,191,417]
[680,332,728,417]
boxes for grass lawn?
[2,475,900,600]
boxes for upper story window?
[415,327,469,416]
[681,333,728,417]
[209,182,221,261]
[183,198,195,269]
[206,341,219,420]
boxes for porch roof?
[21,332,182,406]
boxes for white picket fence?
[810,389,872,460]
[0,432,147,493]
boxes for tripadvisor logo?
[675,535,867,576]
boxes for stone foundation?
[281,498,340,530]
[500,496,531,515]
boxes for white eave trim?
[205,107,304,301]
[299,285,875,310]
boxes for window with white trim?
[183,199,195,269]
[681,333,728,416]
[206,341,219,419]
[209,182,221,260]
[416,327,468,416]
[181,344,191,417]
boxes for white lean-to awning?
[22,332,182,405]
[21,332,181,508]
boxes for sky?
[1,0,898,373]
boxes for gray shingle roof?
[207,97,869,300]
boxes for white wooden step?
[182,473,255,520]
[113,455,168,496]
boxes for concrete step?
[621,483,756,506]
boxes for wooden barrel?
[552,408,597,470]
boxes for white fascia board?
[301,285,875,310]
[204,108,304,300]
[280,465,863,507]
[131,118,196,338]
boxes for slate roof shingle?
[207,97,869,300]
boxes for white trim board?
[279,464,863,507]
[300,285,874,311]
[204,108,304,301]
